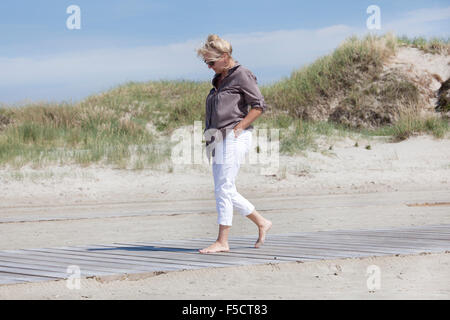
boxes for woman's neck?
[221,59,236,76]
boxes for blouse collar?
[212,61,241,88]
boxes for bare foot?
[255,220,272,248]
[199,241,230,254]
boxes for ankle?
[215,240,229,246]
[258,219,271,228]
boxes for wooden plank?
[1,224,449,286]
[222,236,446,256]
[299,229,450,236]
[248,234,449,248]
[267,231,450,242]
[82,243,280,265]
[156,238,426,256]
[0,249,156,274]
[106,242,311,262]
[341,224,450,231]
[274,225,450,236]
[263,235,450,249]
[240,235,450,252]
[0,257,120,278]
[114,241,338,261]
[254,229,450,248]
[181,230,450,243]
[108,241,304,261]
[27,246,239,269]
[73,244,286,270]
[153,237,395,255]
[0,247,230,283]
[297,234,450,243]
[227,237,445,253]
[0,277,28,284]
[319,230,450,239]
[130,240,365,260]
[15,249,186,272]
[52,244,250,266]
[262,241,449,254]
[0,272,55,284]
[23,247,201,271]
[308,227,450,234]
[314,228,450,236]
[81,243,244,264]
[284,230,450,238]
[274,234,450,247]
[0,265,67,279]
[341,225,450,231]
[0,254,162,276]
[87,239,450,256]
[418,225,450,229]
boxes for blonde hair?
[196,34,234,62]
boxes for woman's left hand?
[233,126,243,138]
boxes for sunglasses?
[204,59,216,67]
[204,54,224,67]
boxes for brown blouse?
[204,61,267,146]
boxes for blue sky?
[1,0,449,106]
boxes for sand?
[0,253,448,300]
[385,46,450,112]
[0,133,449,299]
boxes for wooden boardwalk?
[0,224,449,285]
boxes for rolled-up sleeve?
[240,70,267,114]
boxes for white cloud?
[223,24,356,69]
[401,6,450,23]
[0,25,357,87]
[0,24,359,104]
[382,6,450,37]
[0,6,448,105]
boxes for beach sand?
[0,133,449,299]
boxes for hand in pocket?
[233,127,243,138]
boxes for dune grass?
[0,33,448,170]
[0,80,213,169]
[262,33,397,118]
[360,111,450,141]
[0,101,165,169]
[397,35,450,55]
[254,112,354,155]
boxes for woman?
[196,34,272,254]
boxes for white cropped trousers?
[211,129,255,226]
